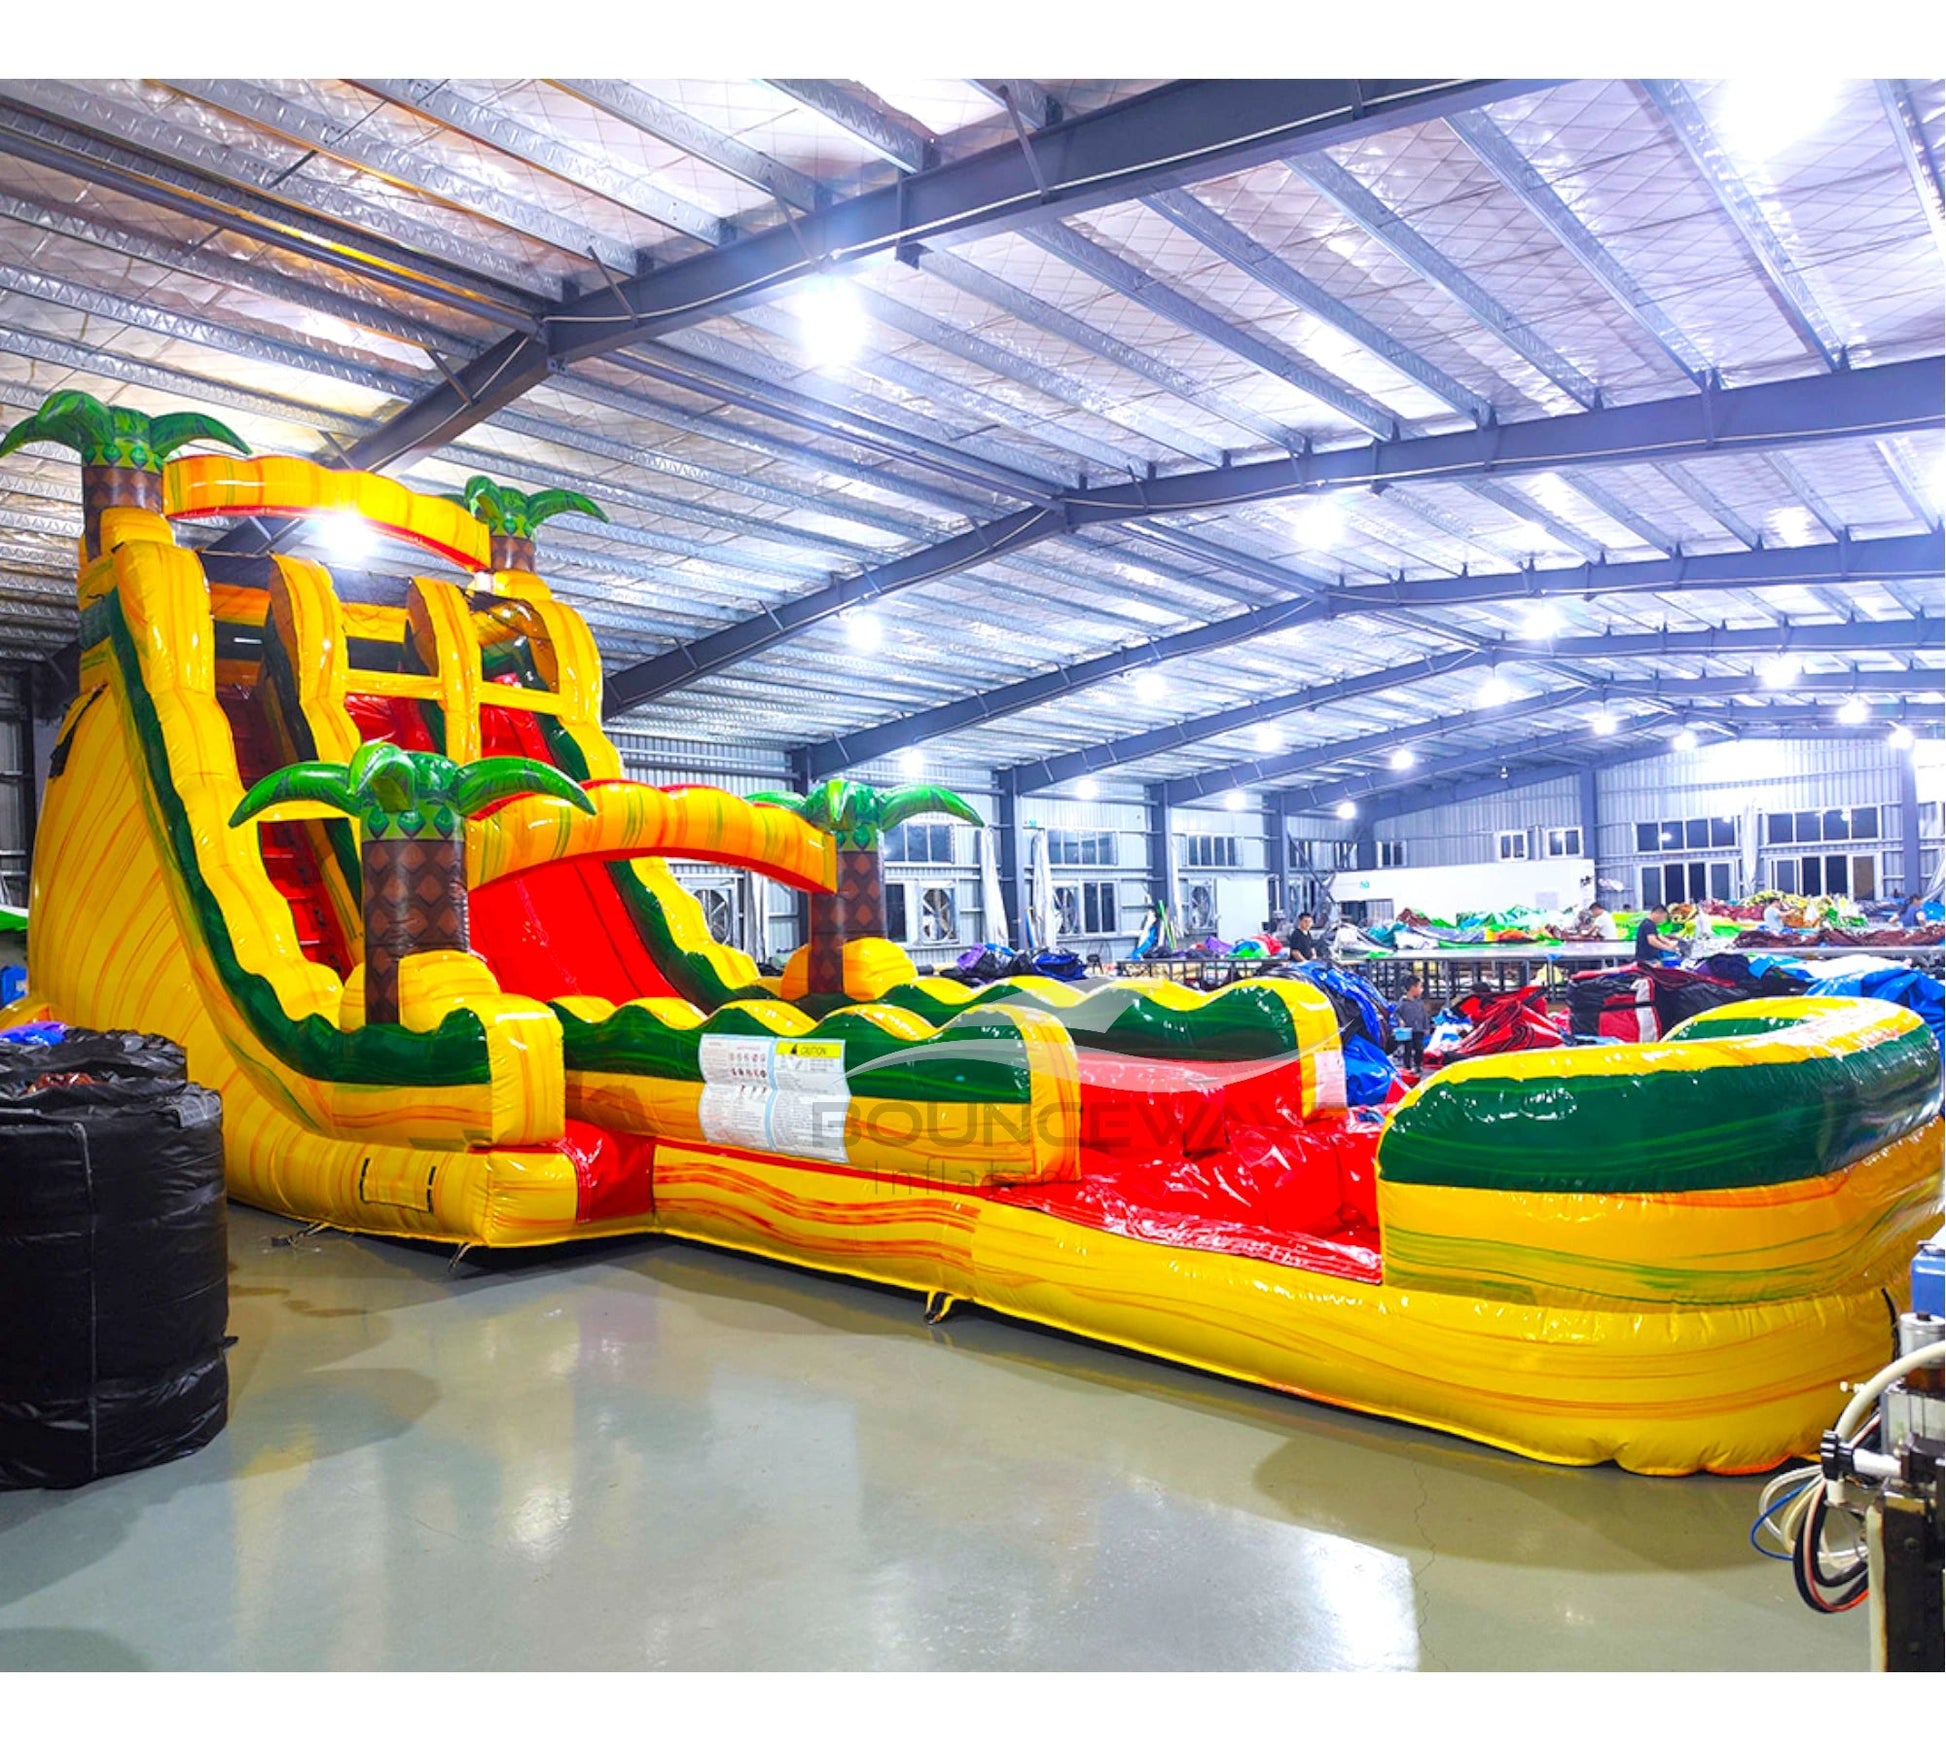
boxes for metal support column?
[1578,765,1601,897]
[1267,793,1295,926]
[787,746,813,950]
[1145,783,1176,921]
[996,767,1028,948]
[1899,752,1925,898]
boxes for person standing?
[1635,904,1681,964]
[1286,911,1319,961]
[1393,976,1431,1072]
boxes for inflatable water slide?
[5,402,1939,1475]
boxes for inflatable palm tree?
[750,779,982,994]
[0,390,250,558]
[444,474,608,572]
[231,741,592,1024]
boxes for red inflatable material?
[1442,986,1565,1061]
[998,1120,1383,1283]
[1075,1050,1227,1160]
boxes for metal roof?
[0,75,1940,807]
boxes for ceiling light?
[1721,80,1844,162]
[1759,654,1801,689]
[1837,698,1870,725]
[1888,724,1915,750]
[795,277,868,367]
[1522,604,1562,640]
[897,749,924,779]
[1220,789,1249,813]
[1292,496,1345,548]
[1477,673,1515,707]
[1388,747,1416,771]
[1131,669,1168,704]
[317,512,376,563]
[1591,710,1619,737]
[1335,799,1358,821]
[845,610,883,653]
[1773,507,1820,544]
[1671,728,1699,752]
[1252,723,1283,754]
[1075,776,1101,800]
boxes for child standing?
[1394,976,1431,1072]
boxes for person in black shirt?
[1286,912,1318,961]
[1634,904,1680,965]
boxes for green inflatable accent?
[1378,1023,1940,1195]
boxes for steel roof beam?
[912,244,1302,452]
[1879,79,1946,248]
[792,530,1941,776]
[604,359,1943,715]
[1653,458,1762,548]
[0,97,542,329]
[1445,109,1711,381]
[0,187,472,359]
[970,81,1058,131]
[845,278,1227,468]
[1639,80,1847,370]
[1000,615,1941,793]
[552,80,821,214]
[1297,154,1603,408]
[1141,185,1492,422]
[763,80,933,173]
[1281,699,1939,816]
[1176,677,1942,806]
[350,79,729,247]
[163,79,647,276]
[1020,218,1403,439]
[338,79,1545,468]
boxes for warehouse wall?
[1366,740,1940,912]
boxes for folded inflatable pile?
[5,403,1940,1476]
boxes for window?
[1544,826,1583,859]
[1772,854,1876,899]
[1635,818,1735,857]
[885,821,954,862]
[1056,880,1118,936]
[1496,831,1528,861]
[885,884,909,942]
[916,885,958,944]
[1182,833,1239,868]
[1645,861,1732,907]
[1378,841,1407,868]
[1766,807,1885,847]
[1047,829,1117,866]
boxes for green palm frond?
[148,411,250,462]
[749,789,809,814]
[441,474,607,542]
[2,391,251,469]
[229,763,361,828]
[0,390,115,464]
[878,785,984,834]
[234,740,591,841]
[524,488,608,530]
[450,756,595,819]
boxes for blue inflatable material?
[1806,965,1946,1051]
[1340,1031,1398,1107]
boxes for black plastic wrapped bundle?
[0,1029,230,1490]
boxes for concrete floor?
[0,1203,1870,1671]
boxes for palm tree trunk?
[489,533,536,573]
[808,846,885,995]
[81,464,162,559]
[361,834,469,1025]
